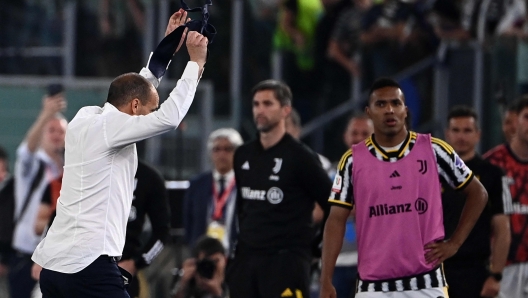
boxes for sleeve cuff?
[181,62,202,81]
[328,199,354,209]
[139,67,161,89]
[456,172,474,191]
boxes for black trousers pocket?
[118,266,133,288]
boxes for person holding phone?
[8,86,67,298]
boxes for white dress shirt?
[32,62,200,273]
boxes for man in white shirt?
[32,11,208,298]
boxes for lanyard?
[212,178,235,221]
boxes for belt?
[357,266,447,293]
[98,255,121,263]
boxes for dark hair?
[506,100,519,113]
[0,146,7,161]
[106,73,154,107]
[516,96,528,114]
[0,146,8,172]
[368,77,402,98]
[251,80,292,106]
[447,105,479,129]
[287,108,302,129]
[193,236,225,258]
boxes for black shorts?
[226,250,311,298]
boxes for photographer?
[172,237,228,298]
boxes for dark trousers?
[332,266,357,298]
[40,255,130,298]
[444,260,488,298]
[8,251,36,298]
[126,274,139,298]
[227,250,310,298]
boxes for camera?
[196,258,216,279]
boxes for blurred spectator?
[33,176,61,237]
[443,106,510,298]
[9,92,67,298]
[171,236,229,298]
[464,0,525,39]
[434,0,526,41]
[343,114,374,149]
[0,147,8,184]
[328,0,372,80]
[247,0,280,89]
[98,0,145,76]
[274,0,324,120]
[431,0,471,40]
[484,98,528,298]
[502,99,519,143]
[360,0,410,85]
[314,0,353,111]
[285,108,333,176]
[183,128,243,253]
[120,160,171,298]
[0,146,10,297]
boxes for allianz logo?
[369,198,428,218]
[241,187,284,204]
[241,187,266,201]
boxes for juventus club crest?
[272,158,282,174]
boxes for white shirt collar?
[213,169,234,182]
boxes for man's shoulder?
[238,139,257,150]
[234,140,257,157]
[483,144,508,160]
[73,106,103,119]
[473,156,504,177]
[429,136,455,154]
[189,171,212,185]
[288,137,317,157]
[336,149,353,172]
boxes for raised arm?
[106,31,208,148]
[25,95,66,153]
[141,9,189,88]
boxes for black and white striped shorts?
[356,266,447,293]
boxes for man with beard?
[227,80,332,298]
[442,106,510,298]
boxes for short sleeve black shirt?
[233,134,332,257]
[442,155,505,261]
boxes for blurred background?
[1,0,527,296]
[1,0,527,174]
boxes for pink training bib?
[352,134,444,280]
